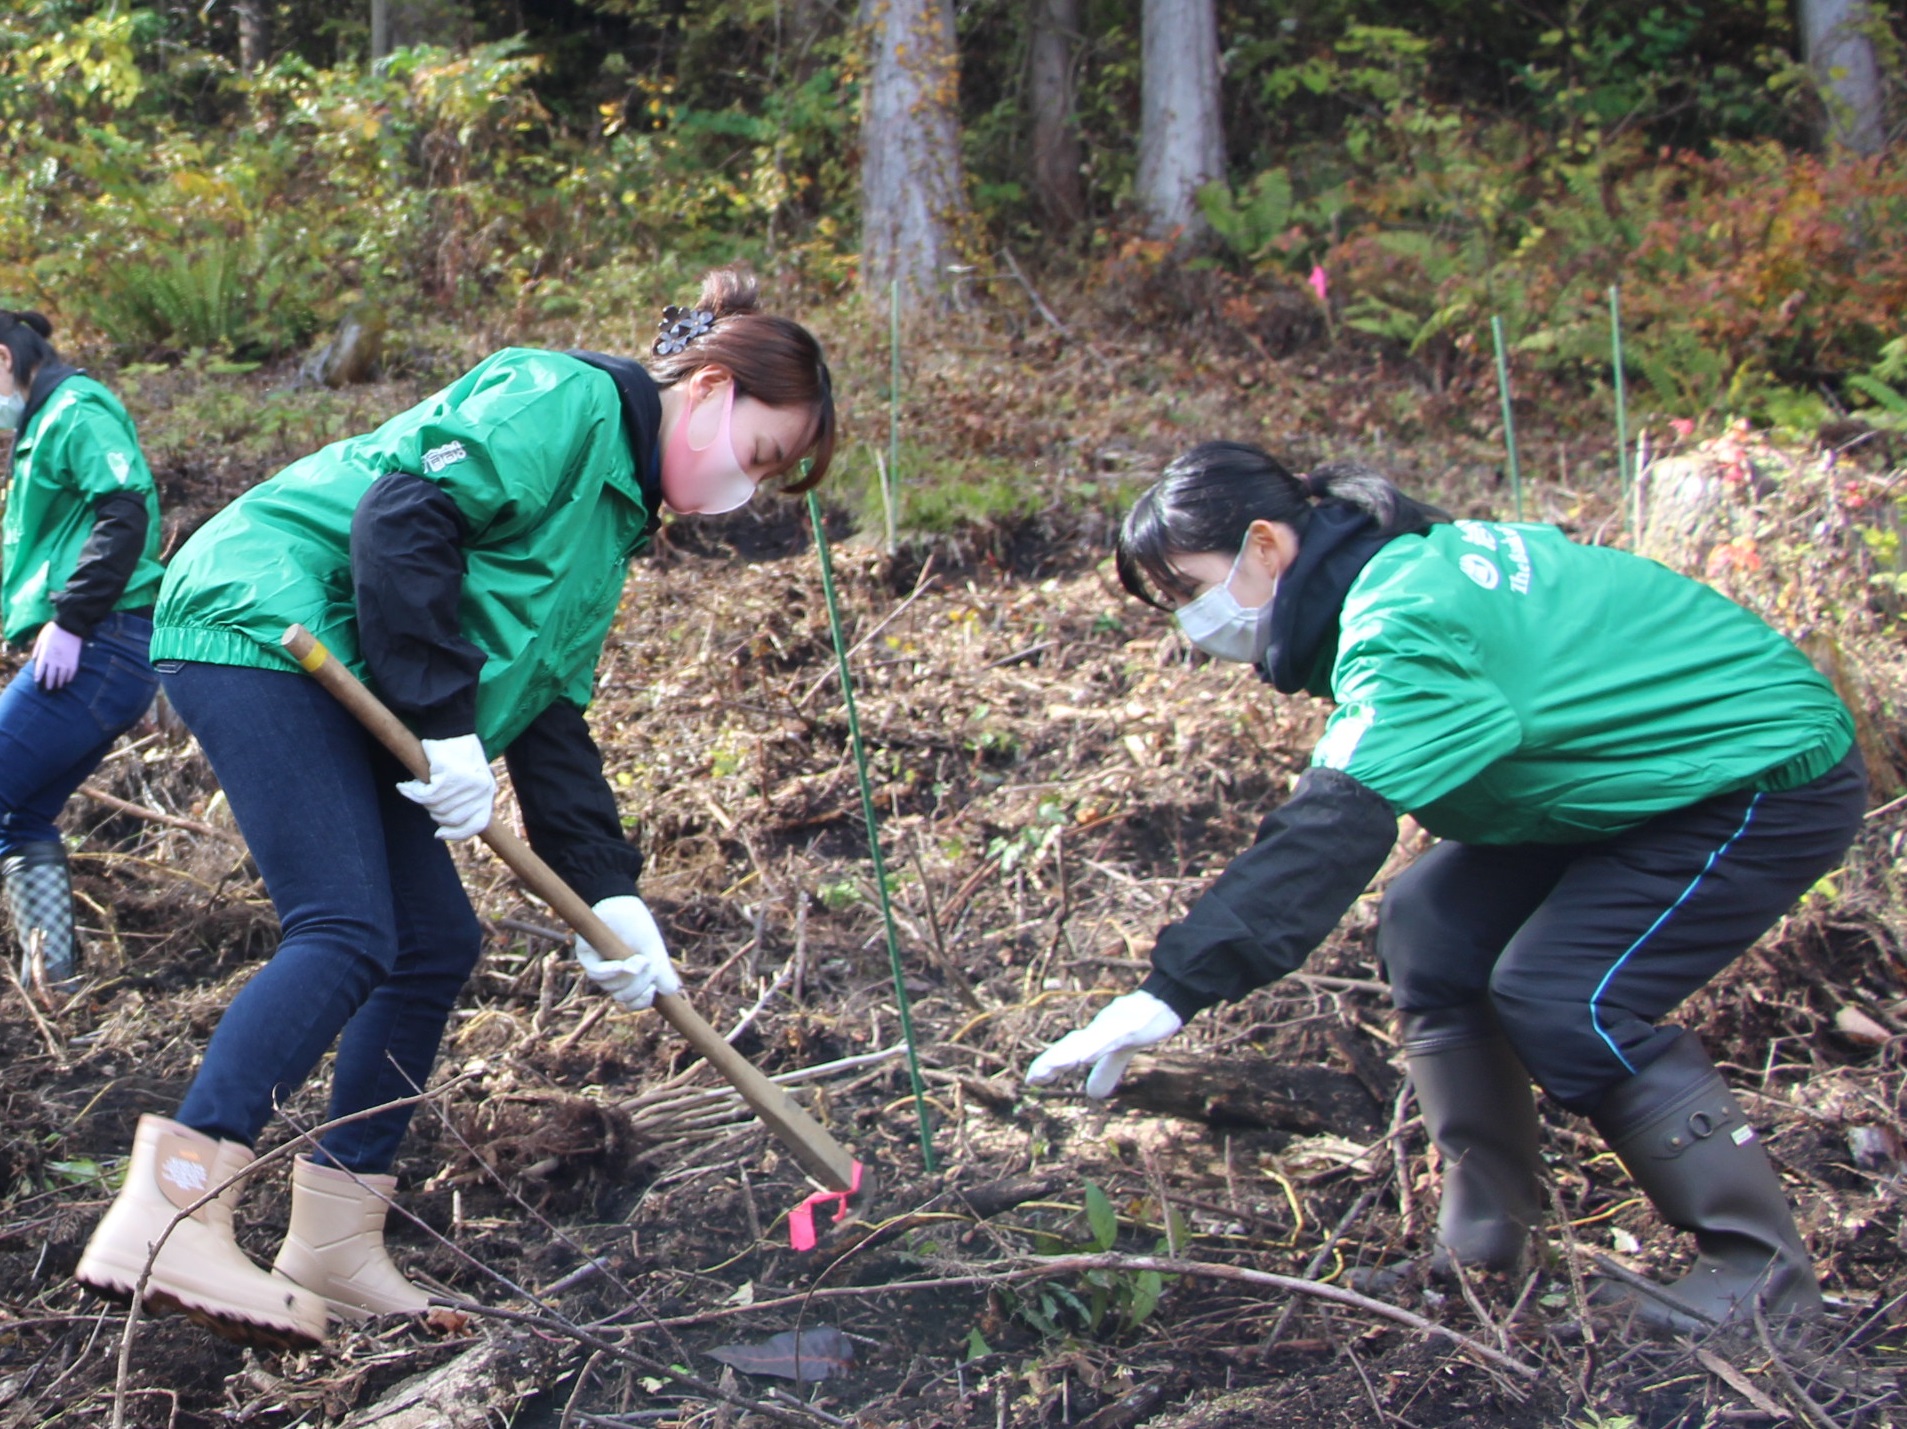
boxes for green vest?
[1310,521,1854,843]
[2,374,164,643]
[151,349,654,752]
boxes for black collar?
[564,350,664,538]
[1256,503,1399,694]
[20,361,80,434]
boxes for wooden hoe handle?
[281,624,860,1193]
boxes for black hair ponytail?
[0,308,58,388]
[1115,441,1448,609]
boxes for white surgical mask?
[0,392,23,433]
[1174,537,1278,664]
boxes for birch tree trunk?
[859,0,972,306]
[371,0,391,63]
[1137,0,1224,242]
[1029,0,1085,234]
[1798,0,1888,154]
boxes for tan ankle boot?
[75,1114,327,1350]
[271,1155,431,1321]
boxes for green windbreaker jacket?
[1310,520,1853,842]
[2,375,163,643]
[151,348,655,752]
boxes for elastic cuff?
[48,608,95,639]
[1139,969,1210,1023]
[410,695,479,741]
[570,872,638,904]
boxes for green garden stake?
[806,490,936,1172]
[888,278,902,554]
[1610,285,1631,517]
[1491,315,1525,522]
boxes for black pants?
[1378,749,1867,1112]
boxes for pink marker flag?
[1308,265,1329,303]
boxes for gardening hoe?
[281,625,870,1247]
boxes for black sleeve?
[350,472,488,739]
[51,493,148,637]
[505,699,643,904]
[1139,766,1399,1020]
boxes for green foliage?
[79,228,320,358]
[1197,168,1343,274]
[1002,1179,1176,1341]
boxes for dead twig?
[77,783,246,847]
[1754,1301,1841,1429]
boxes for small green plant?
[1002,1179,1174,1339]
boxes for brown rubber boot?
[1404,1003,1543,1276]
[75,1115,327,1349]
[272,1155,431,1322]
[1589,1031,1824,1335]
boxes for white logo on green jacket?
[423,440,468,474]
[1459,553,1500,590]
[107,450,132,484]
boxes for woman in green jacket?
[0,309,164,990]
[77,268,835,1348]
[1028,441,1866,1334]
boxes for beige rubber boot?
[271,1155,431,1322]
[75,1114,327,1350]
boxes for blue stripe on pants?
[1589,793,1764,1073]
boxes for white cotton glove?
[395,734,496,840]
[32,623,83,689]
[1025,990,1184,1099]
[574,895,682,1010]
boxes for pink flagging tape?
[788,1160,864,1251]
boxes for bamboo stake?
[804,494,936,1171]
[1491,314,1525,521]
[1609,284,1632,521]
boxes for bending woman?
[1028,442,1864,1334]
[77,269,835,1348]
[0,309,163,990]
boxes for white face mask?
[0,392,23,433]
[1174,536,1278,664]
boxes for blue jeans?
[0,611,158,854]
[160,660,483,1174]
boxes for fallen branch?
[608,1252,1539,1381]
[77,784,245,847]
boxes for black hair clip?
[654,305,716,357]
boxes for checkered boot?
[3,841,78,988]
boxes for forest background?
[4,4,1907,1427]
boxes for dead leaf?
[706,1325,854,1383]
[423,1307,471,1335]
[1835,1005,1891,1046]
[1848,1124,1905,1175]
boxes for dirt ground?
[2,473,1905,1426]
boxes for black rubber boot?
[3,841,78,989]
[1403,1003,1543,1276]
[1588,1030,1823,1334]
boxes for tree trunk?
[235,1,269,72]
[1029,0,1085,234]
[1798,0,1888,154]
[371,0,391,63]
[859,0,972,307]
[1137,0,1224,242]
